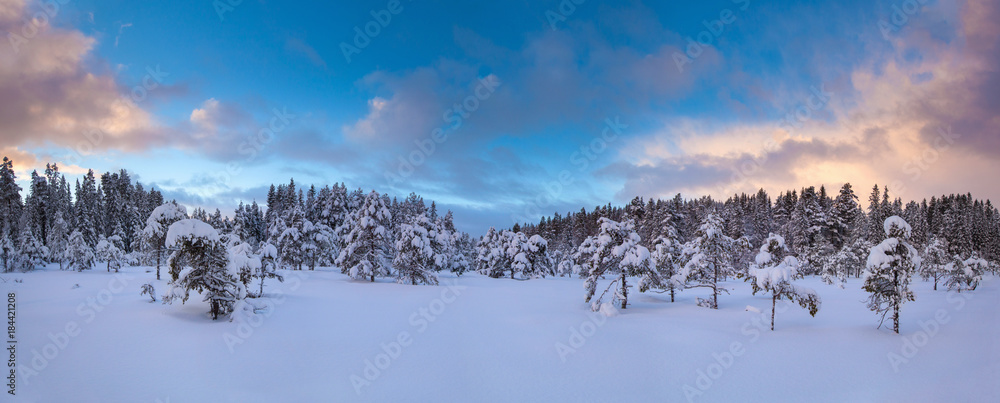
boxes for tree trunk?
[893,271,900,334]
[771,294,776,331]
[156,248,161,280]
[712,259,719,309]
[670,286,675,303]
[619,272,628,310]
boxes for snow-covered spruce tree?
[335,191,393,282]
[651,227,684,302]
[678,213,738,309]
[944,255,987,292]
[919,236,949,291]
[255,242,283,297]
[46,211,69,270]
[475,227,505,278]
[863,216,920,334]
[15,225,47,271]
[393,213,440,286]
[0,231,13,273]
[302,221,334,271]
[163,219,244,320]
[575,218,659,311]
[276,204,306,270]
[512,234,553,279]
[95,235,125,272]
[142,202,187,280]
[820,246,856,288]
[65,230,95,272]
[747,234,821,330]
[449,232,473,277]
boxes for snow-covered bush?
[95,235,125,273]
[919,236,949,291]
[944,255,987,292]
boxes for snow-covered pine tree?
[255,242,283,297]
[651,227,684,302]
[335,190,393,282]
[919,236,949,291]
[863,216,920,334]
[944,255,987,292]
[142,202,188,280]
[95,235,124,272]
[393,213,439,286]
[820,246,856,288]
[65,230,95,271]
[747,234,821,330]
[163,219,245,320]
[511,234,552,279]
[575,218,659,311]
[276,203,306,270]
[677,213,739,309]
[450,232,473,276]
[15,224,47,271]
[475,227,505,278]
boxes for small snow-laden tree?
[255,242,283,297]
[846,238,874,278]
[575,218,659,311]
[15,225,47,272]
[276,206,306,270]
[512,234,553,279]
[163,219,245,320]
[677,213,739,309]
[95,235,125,273]
[944,255,987,292]
[335,191,393,282]
[302,221,334,271]
[863,216,921,334]
[0,231,13,273]
[393,214,439,286]
[228,241,262,294]
[475,227,506,278]
[46,211,70,270]
[920,236,950,291]
[747,234,821,331]
[65,230,95,272]
[820,246,857,288]
[448,232,474,277]
[142,202,188,280]
[651,227,684,302]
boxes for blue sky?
[1,0,998,234]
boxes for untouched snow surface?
[3,266,998,402]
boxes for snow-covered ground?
[4,266,998,402]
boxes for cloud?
[603,0,1000,205]
[285,37,328,69]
